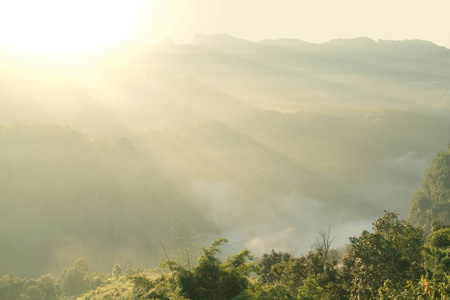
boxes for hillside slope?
[409,147,450,232]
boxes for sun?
[0,0,144,55]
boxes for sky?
[137,0,450,47]
[0,0,450,54]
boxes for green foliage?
[256,246,346,299]
[429,227,450,249]
[174,238,254,300]
[75,275,134,300]
[0,274,60,300]
[128,239,256,299]
[59,258,90,296]
[35,274,59,299]
[3,212,450,300]
[409,150,450,232]
[343,212,425,299]
[130,273,186,300]
[422,225,450,298]
[248,281,295,300]
[297,278,323,300]
[376,276,450,299]
[258,250,292,284]
[146,238,254,300]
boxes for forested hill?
[2,152,450,299]
[409,147,450,232]
[2,36,450,278]
[0,125,214,276]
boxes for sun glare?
[0,0,144,55]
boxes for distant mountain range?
[2,34,450,276]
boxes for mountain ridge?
[190,33,449,51]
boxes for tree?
[343,212,424,299]
[36,274,59,299]
[409,150,450,233]
[257,246,345,299]
[419,224,450,298]
[313,227,336,271]
[165,238,255,300]
[297,277,323,300]
[258,250,292,284]
[59,258,90,296]
[112,263,123,278]
[159,218,201,271]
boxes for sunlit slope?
[231,109,450,214]
[1,36,449,133]
[0,50,251,136]
[0,125,213,276]
[154,35,450,110]
[141,120,348,202]
[136,112,450,254]
[232,109,450,179]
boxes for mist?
[1,35,450,277]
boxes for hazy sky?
[0,0,449,53]
[138,0,450,47]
